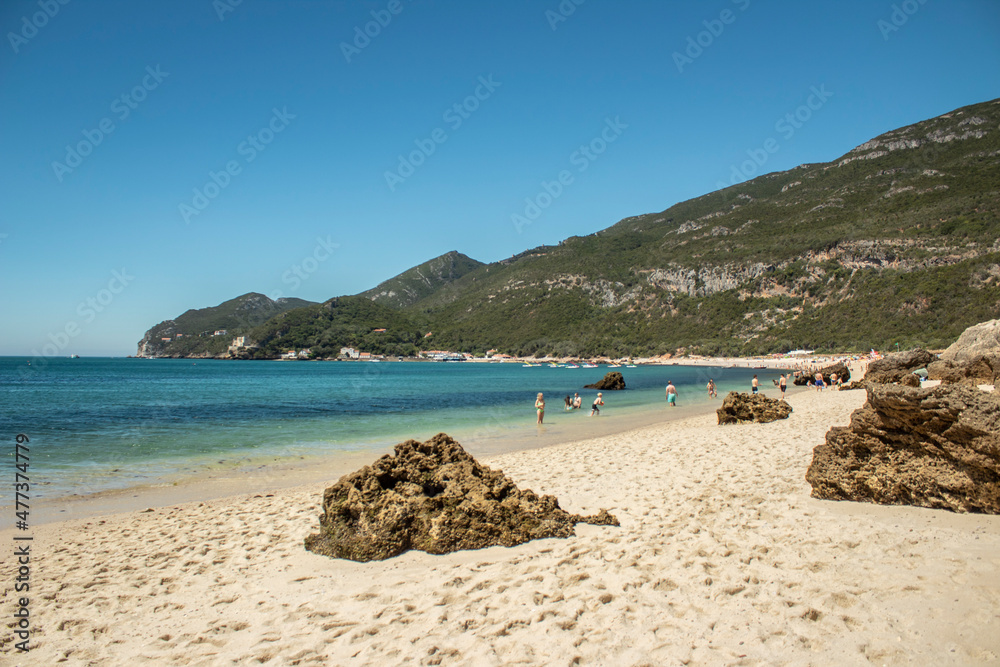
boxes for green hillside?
[137,293,317,357]
[358,251,485,310]
[138,98,1000,359]
[411,98,1000,356]
[241,296,425,359]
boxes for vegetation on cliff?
[138,98,1000,359]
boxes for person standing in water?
[535,393,545,424]
[706,379,717,398]
[779,374,787,400]
[751,375,759,394]
[666,381,678,407]
[590,392,604,416]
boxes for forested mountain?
[137,293,316,357]
[358,251,484,310]
[138,98,1000,359]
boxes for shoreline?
[23,379,810,525]
[5,366,998,665]
[13,358,822,524]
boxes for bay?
[0,357,788,500]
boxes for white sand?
[3,383,999,665]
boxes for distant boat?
[565,364,579,369]
[581,363,598,368]
[607,364,620,368]
[70,354,80,359]
[522,363,540,367]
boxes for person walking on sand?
[666,381,678,407]
[779,373,787,400]
[535,393,545,424]
[706,379,717,398]
[572,393,582,409]
[751,375,759,395]
[589,392,604,416]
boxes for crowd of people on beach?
[536,357,865,422]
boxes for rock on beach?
[304,433,619,561]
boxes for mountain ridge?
[137,97,1000,359]
[137,292,317,357]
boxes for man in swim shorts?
[666,381,677,407]
[590,392,604,416]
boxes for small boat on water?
[581,363,598,368]
[565,364,579,369]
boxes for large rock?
[584,371,626,390]
[792,361,851,386]
[861,348,936,385]
[941,319,1000,363]
[927,356,1000,386]
[304,433,619,561]
[806,384,1000,513]
[717,391,792,425]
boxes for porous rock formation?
[927,356,1000,386]
[717,391,793,425]
[793,361,851,386]
[584,371,626,390]
[928,319,1000,387]
[304,433,619,561]
[863,349,936,384]
[941,318,1000,363]
[806,384,1000,513]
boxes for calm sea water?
[0,357,787,500]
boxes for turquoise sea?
[1,357,790,501]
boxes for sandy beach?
[3,372,999,665]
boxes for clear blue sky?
[2,0,998,356]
